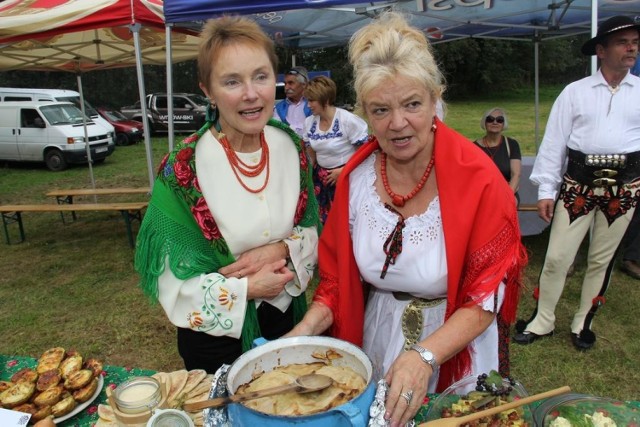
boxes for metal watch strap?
[409,344,437,369]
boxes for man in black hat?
[514,15,640,351]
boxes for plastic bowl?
[534,393,640,426]
[424,374,532,425]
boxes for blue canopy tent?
[161,0,639,236]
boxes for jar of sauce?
[114,376,162,415]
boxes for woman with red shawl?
[286,12,527,427]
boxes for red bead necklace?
[218,131,270,193]
[380,151,435,207]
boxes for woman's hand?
[384,350,432,427]
[246,259,294,300]
[284,302,334,337]
[218,241,287,279]
[323,167,343,186]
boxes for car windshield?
[189,94,209,106]
[57,96,99,117]
[102,109,128,121]
[41,104,89,125]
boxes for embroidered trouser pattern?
[525,177,639,337]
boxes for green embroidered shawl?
[135,119,319,351]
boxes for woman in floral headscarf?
[135,16,319,373]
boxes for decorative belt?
[567,148,640,187]
[394,292,446,351]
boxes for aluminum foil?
[368,379,416,427]
[203,364,230,427]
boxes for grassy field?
[1,91,639,403]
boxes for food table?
[3,354,639,426]
[1,355,155,426]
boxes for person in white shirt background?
[514,15,640,351]
[273,66,312,137]
[302,75,370,223]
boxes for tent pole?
[76,73,97,196]
[590,0,598,75]
[534,33,540,153]
[131,23,156,190]
[166,24,175,152]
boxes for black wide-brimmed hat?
[581,15,640,55]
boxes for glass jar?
[146,409,194,427]
[114,376,162,415]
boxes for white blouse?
[156,127,318,339]
[349,153,503,389]
[302,107,369,169]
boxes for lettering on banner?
[255,12,283,24]
[427,0,492,11]
[158,115,194,121]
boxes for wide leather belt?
[567,148,640,187]
[394,292,446,351]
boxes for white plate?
[54,375,104,424]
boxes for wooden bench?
[46,187,150,222]
[518,203,538,212]
[0,202,149,248]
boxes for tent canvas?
[164,0,640,48]
[0,0,201,189]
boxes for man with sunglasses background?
[273,66,312,137]
[514,15,640,351]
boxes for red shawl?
[313,120,527,392]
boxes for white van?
[0,87,116,140]
[0,101,115,171]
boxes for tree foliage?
[0,36,591,109]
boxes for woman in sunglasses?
[474,108,522,205]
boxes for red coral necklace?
[380,151,435,207]
[218,131,270,193]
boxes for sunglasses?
[485,115,505,124]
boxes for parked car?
[120,93,208,134]
[97,107,143,146]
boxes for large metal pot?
[226,336,376,427]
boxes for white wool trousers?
[525,187,635,336]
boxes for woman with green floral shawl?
[135,16,319,373]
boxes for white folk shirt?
[531,69,640,200]
[157,126,318,339]
[302,107,369,169]
[350,154,504,389]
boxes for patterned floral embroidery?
[186,276,234,333]
[560,178,639,225]
[218,286,237,310]
[409,229,424,245]
[306,118,343,141]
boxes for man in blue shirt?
[273,66,312,137]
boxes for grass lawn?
[1,90,638,402]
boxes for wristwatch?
[409,344,437,369]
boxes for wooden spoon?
[420,385,571,427]
[182,373,334,411]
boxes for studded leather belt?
[567,148,640,187]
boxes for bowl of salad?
[534,393,640,427]
[424,370,533,426]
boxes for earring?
[431,116,437,132]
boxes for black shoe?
[513,330,554,345]
[571,333,594,351]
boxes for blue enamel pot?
[226,336,376,426]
